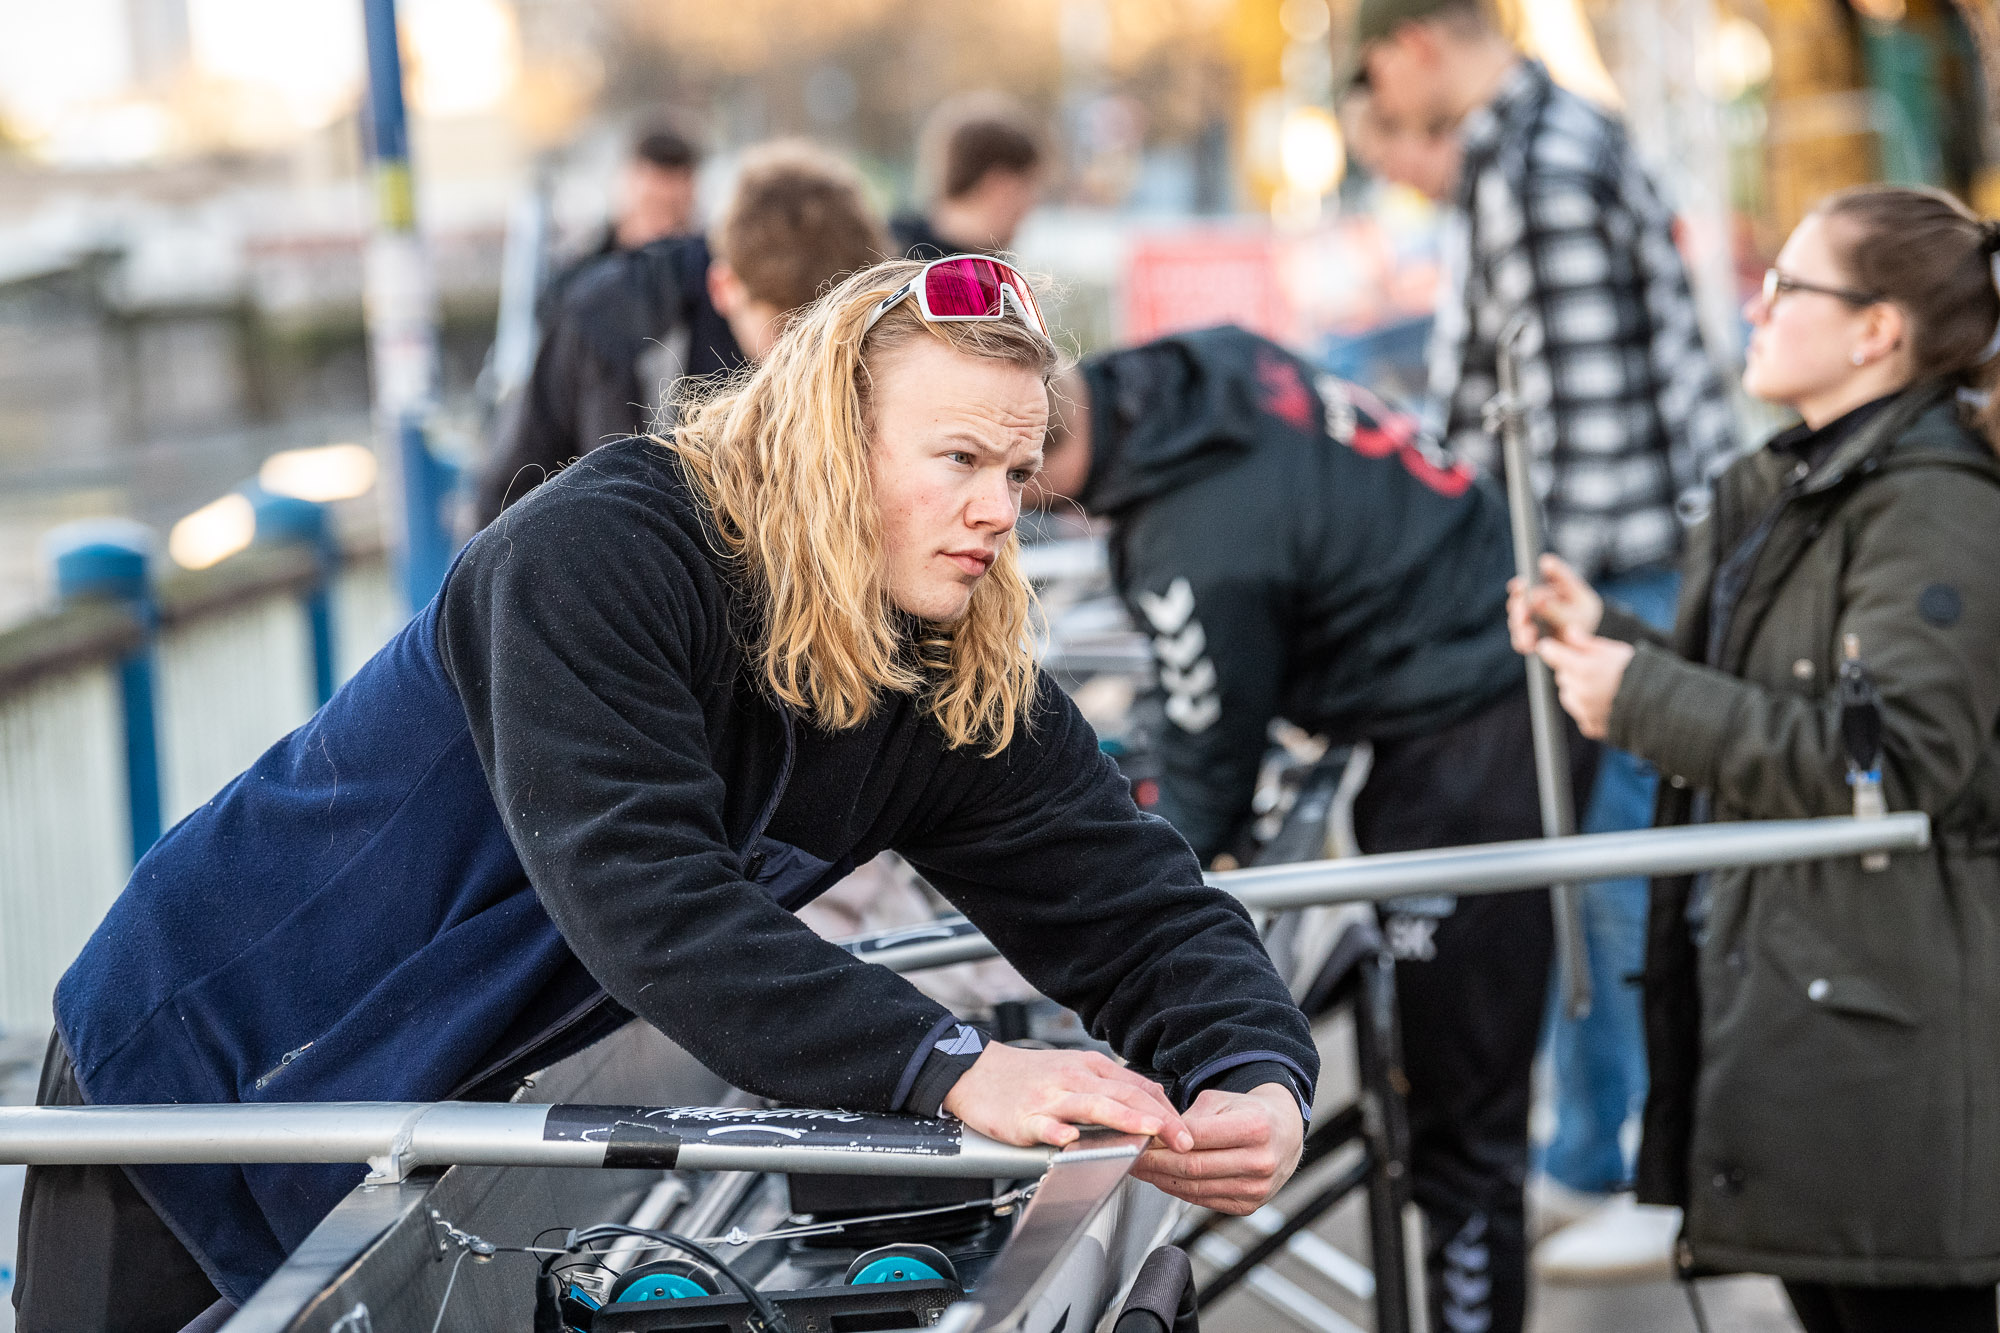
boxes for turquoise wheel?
[843,1243,959,1286]
[613,1259,721,1303]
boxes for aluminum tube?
[0,1101,1054,1177]
[0,1102,432,1166]
[671,1138,1053,1177]
[1220,813,1931,910]
[854,815,1931,974]
[405,1101,597,1169]
[1495,313,1591,1020]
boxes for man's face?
[1362,26,1452,127]
[1359,100,1461,202]
[617,161,697,249]
[868,335,1046,623]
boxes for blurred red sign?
[1122,231,1294,343]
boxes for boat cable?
[684,1180,1040,1250]
[420,1179,1042,1325]
[554,1224,792,1331]
[427,1249,471,1333]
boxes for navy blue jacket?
[55,438,1317,1303]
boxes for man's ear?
[707,261,744,318]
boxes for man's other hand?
[942,1043,1194,1152]
[1130,1083,1305,1214]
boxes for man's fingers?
[1045,1090,1172,1141]
[1021,1113,1080,1148]
[1134,1144,1279,1182]
[1089,1081,1194,1148]
[1130,1163,1270,1212]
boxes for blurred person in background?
[1037,324,1595,1333]
[536,124,705,324]
[476,140,888,525]
[1349,0,1740,1278]
[612,125,704,250]
[892,94,1045,260]
[1512,184,2000,1333]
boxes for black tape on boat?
[542,1105,684,1168]
[542,1105,963,1165]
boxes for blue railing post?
[45,520,163,862]
[358,0,458,612]
[249,489,339,706]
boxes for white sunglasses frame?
[861,256,1050,338]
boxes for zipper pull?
[1839,634,1888,872]
[254,1040,315,1091]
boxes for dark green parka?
[1604,381,2000,1285]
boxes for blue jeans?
[1537,565,1680,1194]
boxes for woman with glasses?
[1509,185,2000,1332]
[15,257,1313,1331]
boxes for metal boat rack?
[0,813,1930,1333]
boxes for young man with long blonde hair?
[21,257,1314,1329]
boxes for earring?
[1851,350,1866,366]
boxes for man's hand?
[942,1043,1194,1152]
[1536,625,1636,740]
[1130,1083,1304,1215]
[1507,553,1604,655]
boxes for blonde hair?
[666,258,1060,753]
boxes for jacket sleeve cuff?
[1607,640,1738,789]
[895,1017,993,1117]
[1596,604,1672,650]
[1178,1052,1314,1121]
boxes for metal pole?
[1492,313,1592,1019]
[846,814,1932,974]
[0,1102,1062,1180]
[359,0,456,611]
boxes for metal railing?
[0,812,1930,1186]
[0,521,400,1033]
[846,814,1934,974]
[0,1100,1097,1182]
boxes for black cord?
[1682,1277,1713,1333]
[560,1224,792,1333]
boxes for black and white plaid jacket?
[1426,60,1739,581]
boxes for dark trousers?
[13,1033,227,1333]
[1784,1281,1998,1333]
[1354,686,1595,1333]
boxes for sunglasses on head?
[863,255,1050,339]
[1762,267,1879,308]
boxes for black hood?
[1079,326,1296,516]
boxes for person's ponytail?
[1816,185,2000,454]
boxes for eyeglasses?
[862,255,1049,339]
[1761,268,1880,309]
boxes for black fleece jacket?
[1080,326,1525,861]
[439,436,1317,1115]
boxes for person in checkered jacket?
[1349,0,1744,1305]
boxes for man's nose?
[966,473,1019,532]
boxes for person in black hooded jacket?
[1038,324,1593,1333]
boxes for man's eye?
[947,451,975,466]
[1009,469,1036,485]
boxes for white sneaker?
[1533,1193,1682,1286]
[1526,1174,1607,1244]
